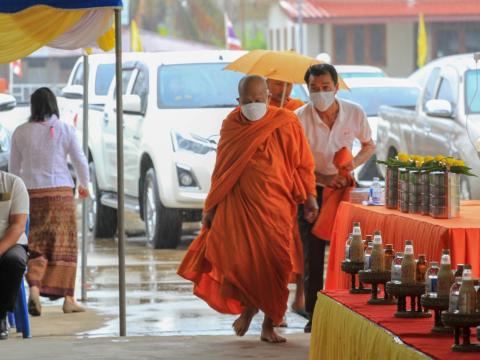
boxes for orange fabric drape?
[325,201,480,290]
[312,147,354,241]
[270,97,305,112]
[178,107,316,324]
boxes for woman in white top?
[9,87,89,316]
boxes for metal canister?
[429,171,448,219]
[420,170,430,215]
[398,168,409,211]
[385,166,399,209]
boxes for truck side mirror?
[0,94,16,111]
[62,85,83,99]
[425,99,454,119]
[123,94,143,115]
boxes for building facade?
[268,0,480,76]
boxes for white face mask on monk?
[241,102,267,122]
[310,91,335,112]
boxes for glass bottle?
[364,242,373,270]
[364,235,373,251]
[345,234,352,261]
[454,264,465,279]
[426,261,440,297]
[401,240,416,284]
[384,244,395,271]
[458,265,477,314]
[437,249,454,297]
[416,254,427,283]
[370,231,384,272]
[391,252,404,283]
[449,278,462,313]
[350,222,364,263]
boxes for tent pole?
[114,8,127,337]
[81,53,89,302]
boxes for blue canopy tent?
[0,0,128,336]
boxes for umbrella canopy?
[0,1,119,62]
[225,49,348,89]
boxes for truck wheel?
[88,162,117,238]
[143,168,182,249]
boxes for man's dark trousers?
[0,245,27,315]
[298,186,328,320]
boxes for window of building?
[433,22,480,59]
[333,25,386,65]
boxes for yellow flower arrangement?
[397,153,410,162]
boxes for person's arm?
[315,172,349,189]
[352,139,376,169]
[67,127,89,197]
[0,214,27,256]
[8,130,22,176]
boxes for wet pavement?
[67,214,308,338]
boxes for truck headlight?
[171,130,216,155]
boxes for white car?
[336,77,421,186]
[86,51,309,248]
[336,65,387,79]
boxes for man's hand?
[322,174,348,189]
[202,210,216,229]
[303,195,319,224]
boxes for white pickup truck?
[83,50,310,248]
[376,54,480,199]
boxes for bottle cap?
[464,264,472,270]
[418,254,426,260]
[395,252,404,257]
[386,244,393,250]
[405,240,413,246]
[353,222,360,227]
[374,230,381,236]
[365,235,373,241]
[442,249,450,255]
[367,242,373,246]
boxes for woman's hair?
[29,87,59,122]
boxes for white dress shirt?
[295,99,372,176]
[9,115,89,190]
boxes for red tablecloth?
[321,290,478,360]
[325,201,480,290]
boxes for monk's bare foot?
[261,317,287,343]
[233,307,257,336]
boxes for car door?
[415,67,441,155]
[423,66,459,157]
[123,64,148,196]
[101,67,136,190]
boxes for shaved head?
[238,75,269,105]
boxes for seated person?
[0,171,29,340]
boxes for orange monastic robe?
[270,97,306,279]
[177,106,316,324]
[270,97,305,112]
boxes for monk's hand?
[325,175,348,189]
[341,160,355,173]
[202,210,215,229]
[303,195,319,223]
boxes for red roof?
[279,0,480,23]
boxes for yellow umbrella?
[225,49,349,89]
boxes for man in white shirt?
[295,64,375,333]
[0,172,29,340]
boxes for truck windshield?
[465,70,480,114]
[157,63,308,109]
[337,86,420,116]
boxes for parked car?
[376,54,480,199]
[0,94,18,171]
[84,51,309,249]
[335,65,387,79]
[336,77,421,186]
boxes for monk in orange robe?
[267,78,307,321]
[267,79,305,111]
[178,75,318,343]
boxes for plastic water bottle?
[391,252,404,283]
[426,261,440,297]
[371,177,382,205]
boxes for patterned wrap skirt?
[26,187,77,298]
